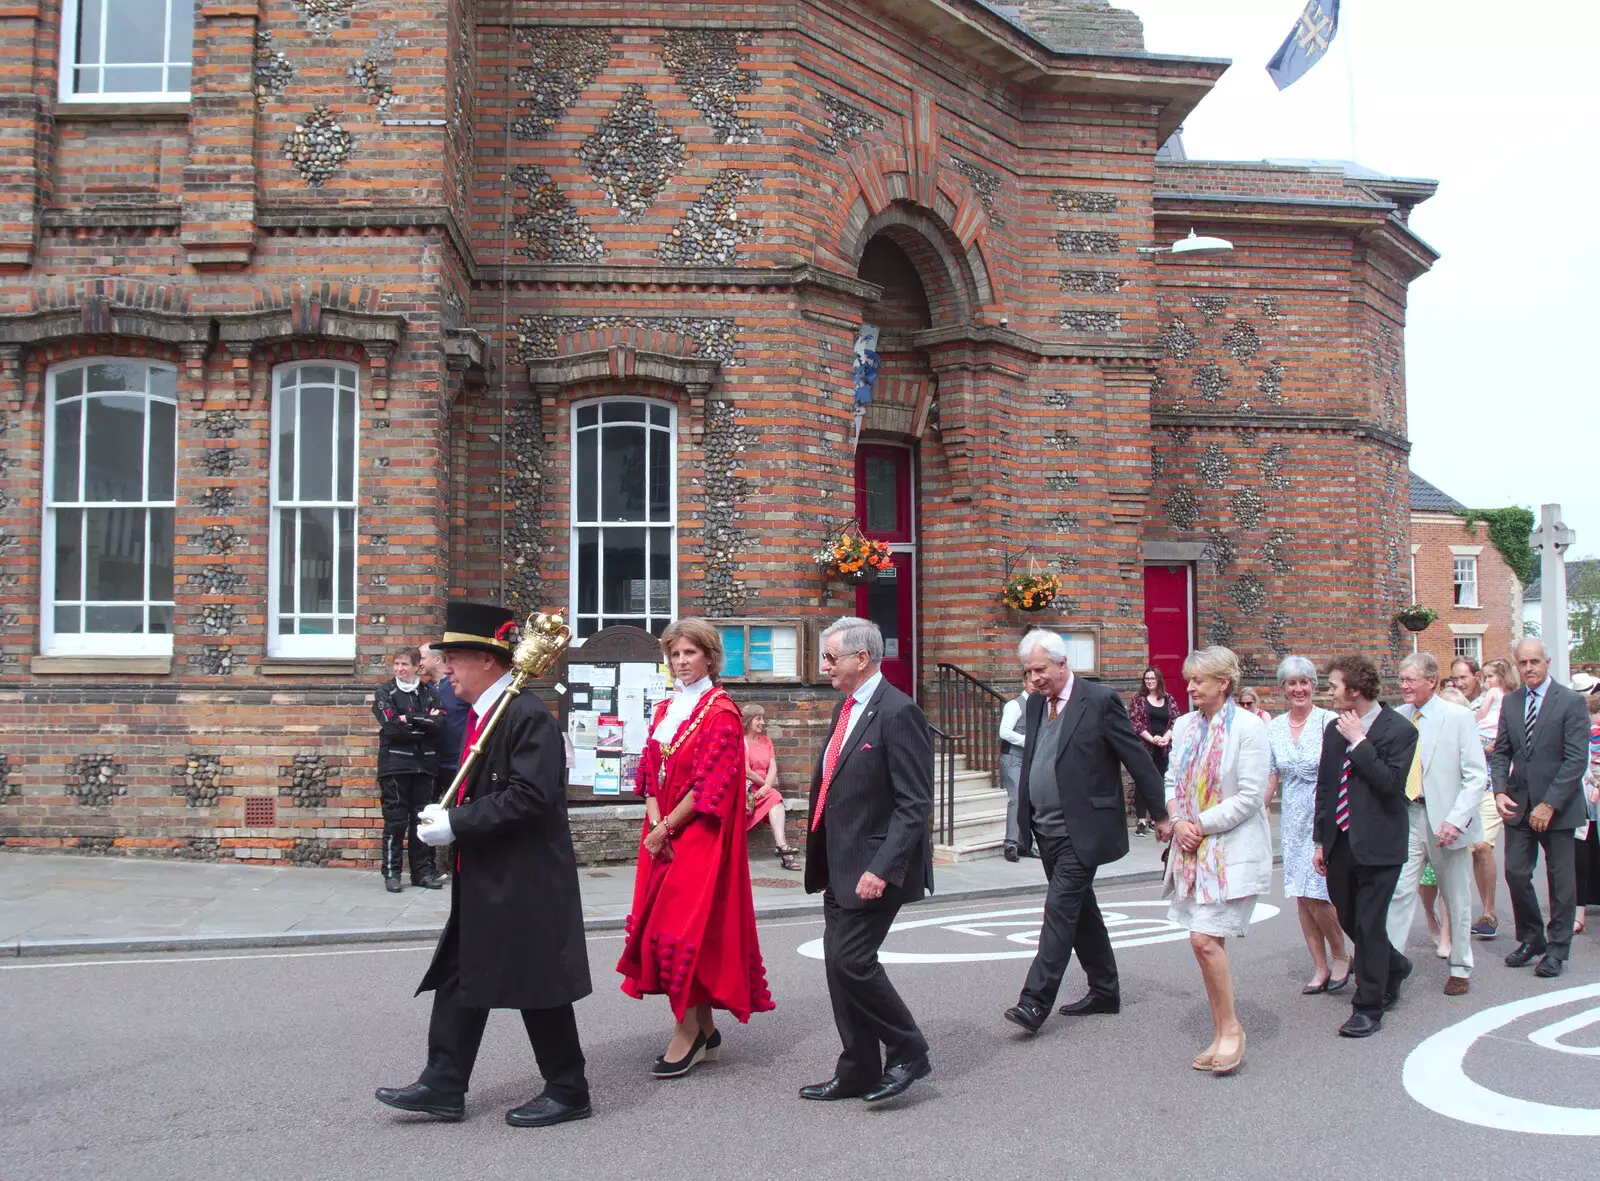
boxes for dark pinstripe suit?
[804,676,933,1083]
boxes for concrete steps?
[933,760,1009,864]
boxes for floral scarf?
[1171,700,1235,904]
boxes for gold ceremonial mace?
[437,611,571,808]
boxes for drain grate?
[750,876,801,889]
[243,797,276,827]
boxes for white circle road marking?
[1403,982,1600,1136]
[796,899,1279,963]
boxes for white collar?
[1527,679,1547,700]
[1359,700,1381,731]
[470,669,517,720]
[677,674,714,698]
[394,676,420,693]
[850,671,884,708]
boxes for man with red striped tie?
[800,617,934,1104]
[1312,654,1419,1038]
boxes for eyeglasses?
[820,650,866,666]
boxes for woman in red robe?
[617,618,775,1078]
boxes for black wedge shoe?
[651,1031,708,1080]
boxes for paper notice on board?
[570,747,597,786]
[568,710,600,749]
[772,630,799,678]
[592,756,622,797]
[618,687,648,753]
[619,662,656,690]
[588,666,616,688]
[568,665,597,686]
[596,715,625,754]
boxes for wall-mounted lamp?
[1137,228,1235,257]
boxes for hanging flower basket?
[1394,605,1438,633]
[814,525,894,585]
[1002,569,1061,613]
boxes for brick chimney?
[1008,0,1146,53]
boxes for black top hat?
[434,601,518,658]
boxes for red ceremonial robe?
[616,688,775,1022]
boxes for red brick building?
[0,0,1437,865]
[1407,473,1523,671]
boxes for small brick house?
[0,0,1438,866]
[1407,473,1523,672]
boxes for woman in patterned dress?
[1266,655,1350,995]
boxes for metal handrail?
[932,663,1010,847]
[927,722,957,845]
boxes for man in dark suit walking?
[1313,654,1418,1038]
[1002,629,1169,1035]
[801,616,934,1104]
[1491,638,1591,978]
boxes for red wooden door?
[1143,563,1192,712]
[855,444,915,695]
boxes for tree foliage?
[1459,507,1537,585]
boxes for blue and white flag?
[851,324,881,407]
[1266,0,1340,91]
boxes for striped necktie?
[1525,689,1539,745]
[1335,751,1353,831]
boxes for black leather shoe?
[1059,992,1121,1016]
[505,1094,591,1127]
[412,869,445,889]
[1003,1001,1046,1034]
[1338,1012,1382,1038]
[799,1076,872,1101]
[1534,954,1566,978]
[862,1057,931,1103]
[1505,941,1547,967]
[1384,956,1413,1011]
[375,1082,464,1120]
[384,876,403,894]
[1003,843,1019,863]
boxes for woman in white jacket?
[1163,645,1272,1077]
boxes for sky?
[1124,0,1598,559]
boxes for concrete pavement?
[0,822,1222,956]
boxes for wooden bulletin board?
[559,625,670,803]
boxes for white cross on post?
[1531,504,1576,684]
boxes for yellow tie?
[1405,711,1424,802]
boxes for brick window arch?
[42,357,178,656]
[269,361,359,656]
[569,396,677,638]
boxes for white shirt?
[470,670,517,723]
[1000,694,1028,747]
[1525,678,1547,724]
[837,672,883,747]
[652,675,713,744]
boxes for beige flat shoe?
[1191,1048,1216,1071]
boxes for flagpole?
[1342,0,1359,162]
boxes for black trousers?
[1504,823,1577,958]
[378,772,435,880]
[1576,823,1600,909]
[1021,829,1118,1009]
[1325,832,1408,1017]
[418,928,589,1105]
[822,889,927,1084]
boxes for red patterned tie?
[811,696,858,832]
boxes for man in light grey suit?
[1491,638,1592,978]
[1385,652,1488,995]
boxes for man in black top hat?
[375,601,593,1129]
[372,646,446,892]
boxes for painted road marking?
[796,899,1280,963]
[1403,982,1600,1136]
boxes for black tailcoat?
[417,689,593,1010]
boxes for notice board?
[559,625,671,803]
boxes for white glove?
[416,804,454,847]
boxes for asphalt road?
[3,875,1597,1180]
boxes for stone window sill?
[31,655,173,675]
[54,101,190,123]
[259,658,357,677]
